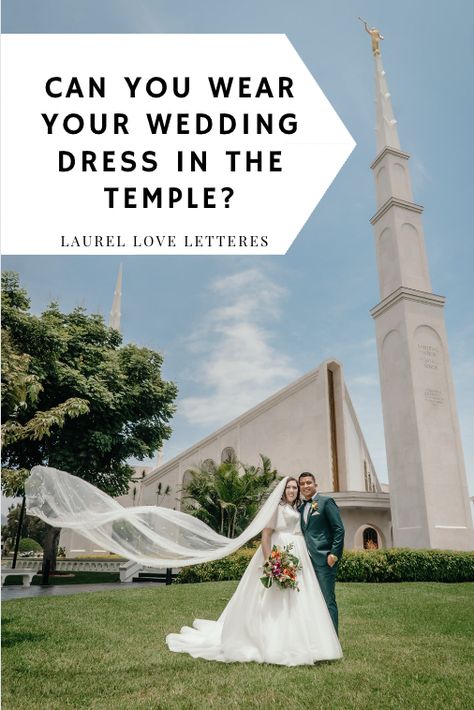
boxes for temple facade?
[61,359,392,556]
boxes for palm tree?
[180,454,280,538]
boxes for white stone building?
[61,359,391,556]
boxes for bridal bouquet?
[260,543,302,592]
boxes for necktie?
[304,499,312,523]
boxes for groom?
[299,472,344,634]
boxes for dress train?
[166,504,342,665]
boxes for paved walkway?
[2,582,154,601]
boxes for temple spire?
[359,18,401,154]
[359,20,431,299]
[362,24,474,551]
[373,53,401,154]
[109,264,123,332]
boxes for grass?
[3,571,120,585]
[2,582,473,710]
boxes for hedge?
[175,547,474,584]
[338,548,474,583]
[176,547,256,584]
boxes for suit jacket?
[300,494,344,568]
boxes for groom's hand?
[327,554,337,568]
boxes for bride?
[25,468,342,666]
[166,477,342,665]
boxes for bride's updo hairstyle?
[281,477,300,508]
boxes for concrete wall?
[340,508,392,550]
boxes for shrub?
[175,547,474,584]
[337,548,474,583]
[18,537,43,554]
[176,547,256,584]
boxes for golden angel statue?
[358,17,384,55]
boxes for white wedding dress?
[25,467,342,666]
[166,503,342,665]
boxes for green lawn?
[2,582,473,710]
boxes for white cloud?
[348,373,379,387]
[411,157,433,192]
[346,374,388,484]
[180,266,299,426]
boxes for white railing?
[1,559,42,571]
[2,558,179,582]
[1,558,123,573]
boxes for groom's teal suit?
[300,494,344,633]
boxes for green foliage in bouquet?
[260,543,301,591]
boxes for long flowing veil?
[25,466,288,568]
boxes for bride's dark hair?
[281,477,300,508]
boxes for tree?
[18,537,43,554]
[1,502,49,554]
[1,272,178,572]
[181,455,280,538]
[1,277,90,497]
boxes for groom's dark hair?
[299,472,316,483]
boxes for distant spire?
[109,264,123,332]
[156,446,164,468]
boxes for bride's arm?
[261,527,273,559]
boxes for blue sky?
[2,1,474,506]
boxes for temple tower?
[109,264,123,332]
[364,25,473,549]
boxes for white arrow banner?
[1,34,355,255]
